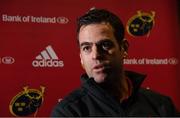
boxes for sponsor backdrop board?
[0,0,179,116]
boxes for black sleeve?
[140,88,179,116]
[50,102,77,117]
[165,97,179,117]
[50,89,85,117]
[51,104,67,117]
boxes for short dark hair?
[77,8,125,46]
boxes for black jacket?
[51,71,178,117]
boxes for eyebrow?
[80,42,93,48]
[80,39,113,47]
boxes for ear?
[80,53,84,69]
[122,39,129,59]
[123,51,128,59]
[122,38,129,52]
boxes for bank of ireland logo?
[127,10,155,37]
[9,86,45,116]
[32,45,64,67]
[0,56,15,64]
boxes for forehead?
[78,23,115,44]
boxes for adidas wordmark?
[32,45,64,67]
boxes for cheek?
[108,50,124,64]
[108,49,123,58]
[81,55,91,68]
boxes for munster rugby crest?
[9,86,45,116]
[127,10,155,37]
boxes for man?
[51,8,178,116]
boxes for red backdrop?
[0,0,179,116]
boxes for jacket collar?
[80,70,146,110]
[125,70,147,94]
[80,70,147,92]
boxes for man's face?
[78,22,125,83]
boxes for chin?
[93,73,107,83]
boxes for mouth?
[93,64,109,73]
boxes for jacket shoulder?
[139,88,177,116]
[60,88,87,106]
[139,88,168,99]
[51,88,87,116]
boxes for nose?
[92,45,102,60]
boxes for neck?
[99,71,131,102]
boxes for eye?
[101,41,114,50]
[82,45,92,53]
